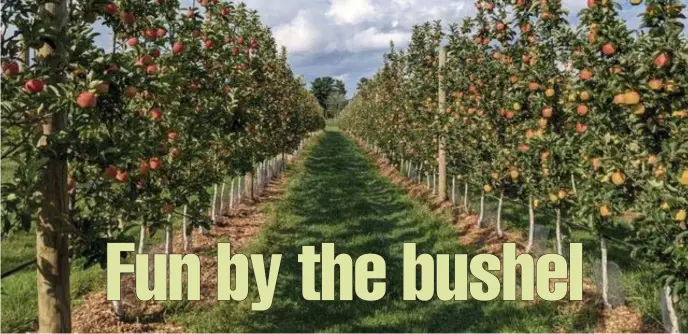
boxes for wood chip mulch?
[72,173,291,333]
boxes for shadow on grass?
[176,129,592,332]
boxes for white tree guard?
[592,255,625,308]
[660,286,682,333]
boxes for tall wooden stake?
[36,1,71,331]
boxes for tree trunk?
[246,172,254,200]
[496,190,504,238]
[36,1,71,332]
[525,195,535,253]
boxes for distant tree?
[325,92,348,118]
[357,77,369,90]
[310,77,346,110]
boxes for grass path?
[172,128,587,332]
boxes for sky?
[88,1,684,97]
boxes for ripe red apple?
[602,43,616,56]
[127,37,138,47]
[588,0,596,8]
[173,42,184,54]
[144,29,158,41]
[76,91,97,108]
[220,7,231,16]
[104,3,118,14]
[577,104,588,116]
[156,28,167,38]
[163,203,174,213]
[167,131,178,140]
[150,49,160,58]
[145,64,158,74]
[150,108,162,120]
[541,106,553,118]
[119,11,135,25]
[576,122,588,133]
[655,52,670,68]
[579,69,592,80]
[116,170,129,182]
[149,157,162,170]
[24,79,44,93]
[138,161,151,175]
[204,39,214,48]
[140,55,154,66]
[136,179,145,189]
[104,165,117,179]
[3,61,19,76]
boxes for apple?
[149,157,162,170]
[76,91,97,108]
[579,69,592,80]
[150,49,160,58]
[145,64,158,74]
[623,91,641,105]
[612,172,625,185]
[156,28,167,38]
[119,11,135,25]
[104,165,117,179]
[150,108,162,120]
[167,131,178,140]
[24,79,44,93]
[648,79,663,90]
[116,170,129,182]
[602,43,616,56]
[576,122,587,134]
[541,106,553,118]
[144,29,158,41]
[127,37,138,47]
[138,161,151,175]
[654,52,670,68]
[173,42,184,54]
[680,169,688,186]
[577,104,588,116]
[140,55,153,66]
[2,61,19,76]
[170,147,181,158]
[124,86,137,98]
[104,3,118,14]
[600,205,611,217]
[163,203,174,213]
[204,39,214,48]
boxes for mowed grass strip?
[172,128,592,332]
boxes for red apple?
[116,170,129,182]
[24,79,44,93]
[149,157,162,170]
[104,165,117,179]
[3,61,19,76]
[127,37,138,47]
[150,108,162,120]
[119,11,135,25]
[655,52,670,68]
[76,91,97,108]
[173,42,184,54]
[104,3,118,14]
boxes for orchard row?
[1,0,324,331]
[341,0,686,329]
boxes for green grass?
[170,128,599,332]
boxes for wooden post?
[35,1,72,331]
[437,46,448,201]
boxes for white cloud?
[274,11,320,54]
[344,27,410,52]
[326,0,378,25]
